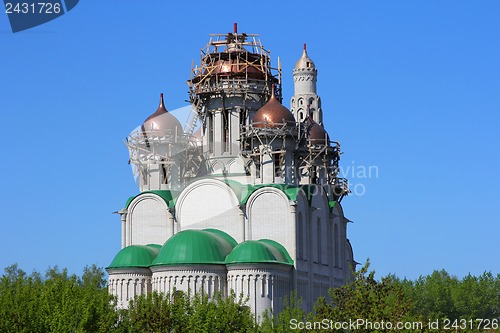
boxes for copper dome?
[253,87,296,128]
[308,119,329,145]
[142,94,182,136]
[211,58,265,79]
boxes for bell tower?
[290,44,323,125]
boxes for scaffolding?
[125,128,202,189]
[187,29,282,115]
[240,120,349,200]
[296,123,349,200]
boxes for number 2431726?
[5,2,61,14]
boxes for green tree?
[0,264,118,333]
[452,272,500,320]
[0,264,44,333]
[313,260,415,333]
[120,290,257,333]
[401,270,500,332]
[259,291,309,333]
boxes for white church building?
[106,25,356,317]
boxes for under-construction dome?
[308,121,330,145]
[142,94,183,136]
[252,88,296,128]
[210,59,265,79]
[188,24,280,107]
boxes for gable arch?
[127,193,173,246]
[246,187,294,259]
[175,178,242,241]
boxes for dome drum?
[151,265,227,298]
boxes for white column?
[119,209,127,249]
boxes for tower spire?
[160,93,164,106]
[290,45,322,124]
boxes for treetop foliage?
[0,262,498,332]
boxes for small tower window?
[298,111,304,122]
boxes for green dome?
[259,239,294,265]
[107,245,159,269]
[152,230,235,266]
[146,244,162,253]
[203,229,238,248]
[225,240,293,266]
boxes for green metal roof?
[225,240,293,266]
[125,196,135,208]
[125,190,176,209]
[107,245,159,269]
[223,180,320,205]
[203,229,238,248]
[258,239,294,265]
[152,229,235,266]
[145,244,162,253]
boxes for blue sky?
[1,1,499,280]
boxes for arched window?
[317,218,322,264]
[298,110,304,122]
[327,220,332,266]
[297,213,303,259]
[334,224,339,267]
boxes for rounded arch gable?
[175,179,242,241]
[331,200,345,222]
[309,185,329,216]
[246,187,294,259]
[127,193,173,246]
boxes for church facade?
[106,25,356,317]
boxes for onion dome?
[142,93,183,136]
[252,86,296,128]
[151,229,236,266]
[107,245,160,269]
[225,240,293,266]
[307,116,330,145]
[295,44,316,70]
[212,57,264,79]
